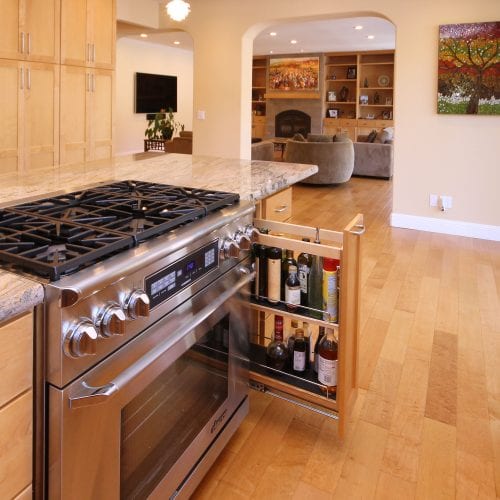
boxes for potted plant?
[145,108,182,141]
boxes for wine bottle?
[287,319,298,370]
[318,327,338,392]
[297,238,312,307]
[322,258,340,322]
[266,315,288,370]
[267,246,282,304]
[285,264,301,311]
[281,249,297,300]
[256,229,269,301]
[313,326,325,373]
[292,328,307,374]
[302,321,311,370]
[308,228,323,319]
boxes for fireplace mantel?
[265,91,321,100]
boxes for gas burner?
[0,181,240,280]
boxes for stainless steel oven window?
[120,315,230,499]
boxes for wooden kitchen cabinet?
[60,65,114,165]
[0,59,59,173]
[258,187,292,222]
[0,312,33,499]
[0,0,60,63]
[61,0,116,69]
[248,215,363,437]
[323,118,357,141]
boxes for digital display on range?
[145,240,219,309]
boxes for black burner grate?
[0,181,239,280]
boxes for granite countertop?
[0,153,318,323]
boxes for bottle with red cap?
[322,257,340,322]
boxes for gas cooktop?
[0,180,239,281]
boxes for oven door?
[48,263,253,500]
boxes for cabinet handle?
[20,32,25,54]
[87,43,91,62]
[27,68,31,90]
[20,67,24,90]
[27,32,31,55]
[92,73,95,92]
[86,72,90,92]
[92,43,96,62]
[349,224,365,235]
[274,205,288,213]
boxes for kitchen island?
[0,153,317,323]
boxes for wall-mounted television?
[135,72,177,113]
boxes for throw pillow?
[374,130,390,143]
[367,130,377,143]
[383,127,394,141]
[307,133,334,142]
[333,133,350,143]
[292,133,306,141]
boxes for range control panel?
[145,240,219,309]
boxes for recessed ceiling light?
[173,40,180,45]
[269,32,277,36]
[300,49,304,52]
[269,50,274,54]
[140,33,148,38]
[367,35,375,39]
[290,39,298,44]
[354,25,363,30]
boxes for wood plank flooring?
[193,177,500,499]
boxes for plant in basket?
[145,108,182,140]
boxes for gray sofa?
[284,137,354,184]
[251,140,274,161]
[353,135,393,179]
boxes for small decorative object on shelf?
[328,109,339,118]
[374,92,380,104]
[378,74,390,87]
[327,90,337,102]
[363,77,369,88]
[339,86,349,102]
[360,95,369,105]
[346,66,357,79]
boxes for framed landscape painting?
[268,56,320,91]
[438,21,500,114]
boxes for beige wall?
[158,0,499,232]
[115,38,193,155]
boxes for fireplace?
[275,110,311,138]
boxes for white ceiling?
[118,15,395,54]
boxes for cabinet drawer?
[261,188,292,222]
[0,313,33,408]
[357,119,393,128]
[0,391,33,499]
[253,115,266,124]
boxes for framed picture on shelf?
[346,66,357,79]
[382,110,393,119]
[359,95,369,105]
[328,108,339,118]
[385,97,393,105]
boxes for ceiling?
[118,15,395,55]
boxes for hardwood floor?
[193,177,500,499]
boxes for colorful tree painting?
[438,22,500,115]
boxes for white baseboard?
[390,213,500,241]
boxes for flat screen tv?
[135,72,177,113]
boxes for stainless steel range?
[0,180,256,499]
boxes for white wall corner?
[390,213,500,242]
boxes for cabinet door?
[88,0,115,69]
[88,69,113,160]
[23,0,60,63]
[0,60,22,173]
[60,65,88,165]
[60,0,88,67]
[0,0,22,60]
[23,62,59,170]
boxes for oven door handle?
[68,268,254,410]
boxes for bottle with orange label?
[322,258,340,323]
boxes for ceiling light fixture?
[367,35,375,39]
[290,39,298,44]
[354,25,363,30]
[166,0,191,22]
[269,50,274,54]
[269,32,277,36]
[173,40,180,45]
[140,33,148,38]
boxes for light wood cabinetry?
[0,0,60,63]
[60,66,113,164]
[0,59,59,173]
[0,312,33,499]
[259,187,292,222]
[252,57,267,139]
[61,0,115,69]
[323,51,394,140]
[248,215,363,436]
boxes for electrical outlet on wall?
[429,194,438,207]
[439,195,453,211]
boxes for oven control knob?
[96,303,127,338]
[221,238,240,259]
[244,224,260,242]
[233,230,251,251]
[125,290,150,319]
[64,320,98,358]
